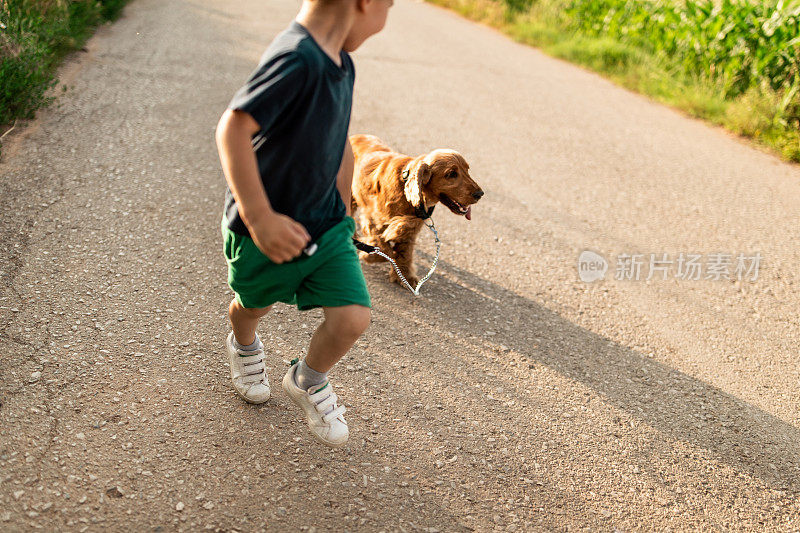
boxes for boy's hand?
[249,212,311,264]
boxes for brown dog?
[350,134,484,287]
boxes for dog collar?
[416,204,436,219]
[401,168,436,220]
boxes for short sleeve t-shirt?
[223,21,355,242]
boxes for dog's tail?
[350,134,392,161]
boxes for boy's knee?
[231,299,272,319]
[247,306,272,319]
[350,306,371,336]
[329,305,371,338]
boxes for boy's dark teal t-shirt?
[223,21,354,241]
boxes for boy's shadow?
[364,254,800,494]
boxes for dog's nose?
[472,190,484,200]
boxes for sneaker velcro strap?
[314,393,338,414]
[241,371,265,384]
[243,360,265,373]
[240,361,265,384]
[309,385,332,400]
[238,353,263,364]
[322,405,346,424]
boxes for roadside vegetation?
[0,0,127,154]
[429,0,800,162]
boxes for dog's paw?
[360,251,386,263]
[390,269,418,288]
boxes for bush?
[0,0,129,128]
[559,0,800,154]
[436,0,800,162]
[562,0,800,101]
[503,0,535,13]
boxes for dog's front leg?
[389,239,418,288]
[359,235,393,264]
[382,217,423,288]
[356,214,394,263]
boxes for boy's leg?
[293,304,370,390]
[282,304,370,447]
[226,298,272,404]
[228,298,271,346]
[307,304,371,372]
[281,217,371,446]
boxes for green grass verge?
[427,0,800,163]
[0,0,129,155]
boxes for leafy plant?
[0,0,128,128]
[470,0,800,161]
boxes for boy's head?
[304,0,393,52]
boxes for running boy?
[216,0,392,447]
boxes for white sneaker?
[225,332,270,404]
[282,360,349,447]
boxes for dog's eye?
[446,170,458,179]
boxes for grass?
[0,0,128,156]
[427,0,800,163]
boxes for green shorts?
[222,215,372,311]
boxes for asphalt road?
[1,0,800,530]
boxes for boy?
[216,0,392,447]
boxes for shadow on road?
[367,253,800,496]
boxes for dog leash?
[351,218,441,296]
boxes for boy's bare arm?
[336,138,355,217]
[216,109,310,263]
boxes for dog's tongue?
[465,206,472,221]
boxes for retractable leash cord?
[351,218,442,296]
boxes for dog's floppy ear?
[403,161,432,209]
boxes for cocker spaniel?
[349,134,484,287]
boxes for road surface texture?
[1,0,800,531]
